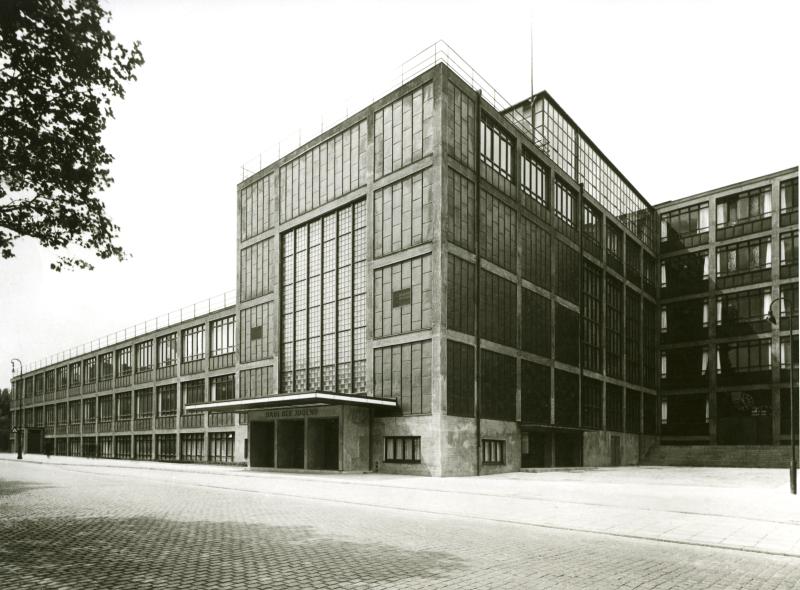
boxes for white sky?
[1,0,797,387]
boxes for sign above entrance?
[263,408,321,418]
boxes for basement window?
[384,436,421,463]
[482,439,505,465]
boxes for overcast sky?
[1,0,797,387]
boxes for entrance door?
[554,431,582,467]
[521,431,552,468]
[277,420,305,468]
[307,418,339,470]
[250,421,275,467]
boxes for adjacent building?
[10,51,798,475]
[657,169,798,447]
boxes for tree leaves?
[0,0,144,270]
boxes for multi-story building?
[10,298,246,464]
[657,169,798,447]
[10,47,798,474]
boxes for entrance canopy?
[186,391,399,413]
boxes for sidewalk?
[3,453,800,557]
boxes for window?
[83,357,96,383]
[482,439,505,465]
[480,117,512,180]
[582,377,603,430]
[626,390,641,434]
[374,85,431,179]
[115,436,132,459]
[582,202,602,255]
[780,178,798,212]
[480,350,516,421]
[182,325,206,362]
[135,389,153,418]
[181,433,205,462]
[520,150,547,209]
[716,186,771,226]
[182,380,205,409]
[718,288,771,325]
[582,265,602,373]
[780,336,798,369]
[209,432,235,463]
[98,437,113,458]
[134,435,152,460]
[135,341,152,372]
[717,339,771,373]
[156,434,176,461]
[45,370,55,392]
[626,289,641,384]
[157,333,177,367]
[780,231,798,266]
[56,366,68,390]
[606,221,622,266]
[643,301,658,388]
[116,347,132,377]
[716,237,771,275]
[99,352,113,380]
[116,392,131,419]
[606,277,623,378]
[662,251,709,287]
[34,373,43,394]
[210,316,235,356]
[98,395,113,422]
[157,384,177,417]
[69,362,81,387]
[210,374,235,401]
[642,253,656,290]
[780,284,798,318]
[281,201,367,394]
[521,288,550,358]
[82,399,95,423]
[661,203,709,240]
[626,237,641,279]
[56,403,68,425]
[384,436,421,463]
[554,180,575,227]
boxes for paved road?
[1,459,799,589]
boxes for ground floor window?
[482,439,505,465]
[115,436,132,459]
[81,437,96,458]
[384,436,421,463]
[98,436,113,458]
[180,433,205,462]
[56,438,67,456]
[69,438,81,457]
[134,435,152,460]
[156,434,176,461]
[209,432,234,463]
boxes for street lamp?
[767,298,795,495]
[11,358,23,459]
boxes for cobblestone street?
[1,458,799,589]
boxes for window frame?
[481,439,505,465]
[384,436,421,463]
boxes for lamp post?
[768,298,795,495]
[11,358,23,459]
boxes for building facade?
[657,169,798,446]
[10,304,248,464]
[10,58,798,475]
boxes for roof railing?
[240,40,544,182]
[18,289,236,375]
